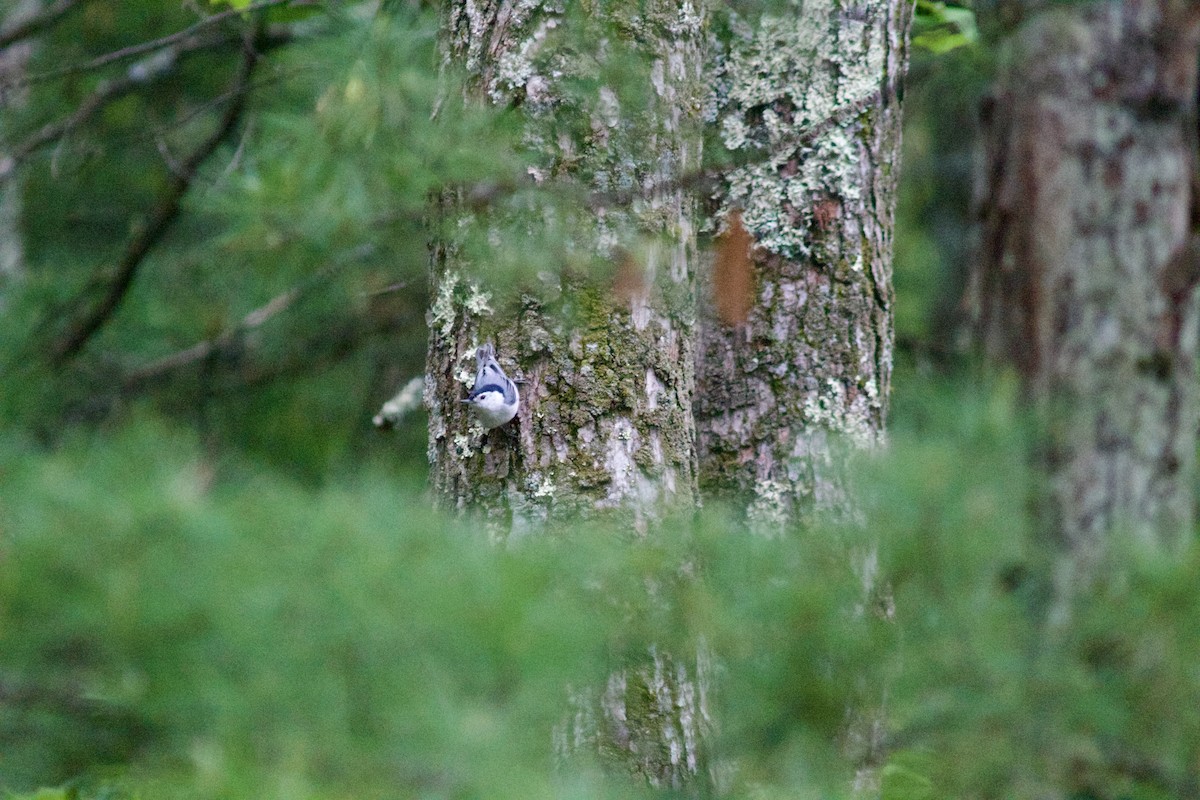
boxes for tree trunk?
[973,1,1200,554]
[695,0,911,530]
[425,0,711,789]
[0,0,38,285]
[426,0,704,535]
[691,7,911,792]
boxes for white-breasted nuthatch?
[462,343,519,429]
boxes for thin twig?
[122,246,374,389]
[10,0,307,88]
[51,31,260,364]
[0,0,90,50]
[0,32,241,185]
[123,286,300,389]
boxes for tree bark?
[426,1,704,533]
[0,0,39,285]
[425,1,710,786]
[695,0,911,530]
[973,1,1200,554]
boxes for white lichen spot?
[431,272,460,339]
[720,115,749,150]
[456,351,476,389]
[533,475,557,499]
[453,432,476,460]
[747,478,791,536]
[465,282,493,316]
[802,379,878,449]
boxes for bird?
[461,342,519,429]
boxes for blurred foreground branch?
[0,32,261,185]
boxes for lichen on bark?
[426,0,713,787]
[428,0,706,532]
[554,644,713,790]
[696,0,911,527]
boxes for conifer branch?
[0,33,242,185]
[9,0,307,88]
[51,33,260,365]
[0,0,90,50]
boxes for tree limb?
[0,0,90,50]
[122,285,302,391]
[10,0,308,88]
[51,32,260,364]
[0,32,246,185]
[121,247,387,391]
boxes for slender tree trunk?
[973,1,1200,555]
[696,0,911,530]
[426,1,704,534]
[0,0,38,285]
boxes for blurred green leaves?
[912,1,978,54]
[3,380,1199,797]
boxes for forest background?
[3,0,1200,798]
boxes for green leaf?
[912,29,973,54]
[881,753,937,800]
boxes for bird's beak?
[460,399,472,404]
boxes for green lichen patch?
[715,3,888,259]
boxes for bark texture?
[426,0,704,534]
[425,2,710,787]
[554,644,713,790]
[973,1,1200,552]
[696,0,911,529]
[0,0,37,283]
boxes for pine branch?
[0,32,244,185]
[122,248,394,392]
[8,0,308,88]
[51,33,260,365]
[0,0,90,50]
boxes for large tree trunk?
[973,1,1200,555]
[426,0,704,534]
[695,0,911,530]
[691,6,911,791]
[425,0,711,788]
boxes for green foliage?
[0,0,697,477]
[2,381,1199,797]
[912,1,978,54]
[0,3,534,476]
[893,34,990,363]
[4,2,1195,799]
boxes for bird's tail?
[476,342,497,370]
[474,342,503,388]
